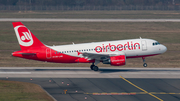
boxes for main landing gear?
[90,61,100,71]
[90,64,95,70]
[90,64,99,71]
[142,57,147,67]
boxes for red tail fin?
[12,22,44,50]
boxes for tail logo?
[21,32,31,41]
[14,25,33,46]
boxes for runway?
[0,67,180,78]
[1,18,180,22]
[1,67,180,101]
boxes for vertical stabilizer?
[12,22,44,50]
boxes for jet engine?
[102,55,126,66]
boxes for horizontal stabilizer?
[18,53,36,55]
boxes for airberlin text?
[95,42,140,53]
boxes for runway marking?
[84,92,180,95]
[0,72,31,74]
[151,92,180,95]
[84,92,136,95]
[119,76,163,101]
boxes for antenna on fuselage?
[72,42,74,45]
[140,37,142,39]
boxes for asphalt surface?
[1,18,180,22]
[1,67,180,101]
[1,78,180,101]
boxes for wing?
[82,52,125,61]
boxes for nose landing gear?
[143,63,147,67]
[142,57,147,67]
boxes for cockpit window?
[152,42,160,46]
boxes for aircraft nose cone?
[161,45,167,53]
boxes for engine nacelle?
[103,55,126,66]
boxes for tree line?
[0,0,180,6]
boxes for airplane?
[12,22,167,71]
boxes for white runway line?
[1,18,180,22]
[0,72,31,74]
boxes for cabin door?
[46,48,52,59]
[141,40,147,51]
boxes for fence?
[0,5,180,11]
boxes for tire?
[93,66,99,71]
[143,63,147,67]
[90,65,95,70]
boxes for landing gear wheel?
[90,65,95,70]
[93,66,99,71]
[143,63,147,67]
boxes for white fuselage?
[50,38,167,58]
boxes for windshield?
[152,42,160,46]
